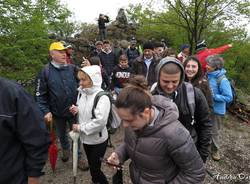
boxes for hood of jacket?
[207,68,226,79]
[81,65,102,87]
[78,65,103,95]
[138,95,179,137]
[155,57,185,94]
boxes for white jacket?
[77,65,110,145]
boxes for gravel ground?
[40,114,250,184]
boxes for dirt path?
[40,114,250,184]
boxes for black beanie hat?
[143,42,154,50]
[196,40,207,51]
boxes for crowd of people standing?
[0,36,234,183]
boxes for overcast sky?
[60,0,147,24]
[61,0,250,35]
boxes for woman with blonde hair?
[70,65,110,184]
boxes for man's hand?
[69,104,79,115]
[44,112,52,124]
[81,57,91,67]
[28,177,40,184]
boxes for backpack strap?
[91,91,111,119]
[216,75,226,86]
[184,82,196,125]
[68,64,79,80]
[216,75,226,94]
[42,63,50,82]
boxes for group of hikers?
[0,37,234,184]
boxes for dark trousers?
[53,116,73,150]
[99,28,107,41]
[53,116,82,157]
[84,140,108,184]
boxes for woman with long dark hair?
[183,56,213,108]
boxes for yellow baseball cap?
[49,42,66,51]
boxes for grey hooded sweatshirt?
[116,95,205,184]
[152,57,212,163]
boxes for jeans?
[84,140,108,184]
[53,116,73,151]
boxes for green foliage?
[0,0,75,82]
[126,0,250,53]
[126,0,250,92]
[223,40,250,92]
[79,23,98,41]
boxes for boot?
[212,150,221,161]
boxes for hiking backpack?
[91,91,121,134]
[216,75,236,108]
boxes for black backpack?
[91,91,121,147]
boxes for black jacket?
[99,51,117,77]
[0,77,50,184]
[153,57,212,162]
[98,15,109,29]
[127,47,140,66]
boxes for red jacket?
[196,44,231,73]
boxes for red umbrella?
[49,120,58,172]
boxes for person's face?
[130,43,136,48]
[182,48,190,56]
[206,64,216,73]
[154,47,164,56]
[103,43,111,52]
[66,48,73,54]
[119,58,129,68]
[50,50,66,64]
[143,49,153,59]
[78,72,93,88]
[159,71,181,94]
[185,60,199,80]
[96,44,103,51]
[117,108,151,131]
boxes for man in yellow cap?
[35,41,78,163]
[49,41,67,64]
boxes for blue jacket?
[207,69,232,115]
[35,62,78,118]
[0,77,50,184]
